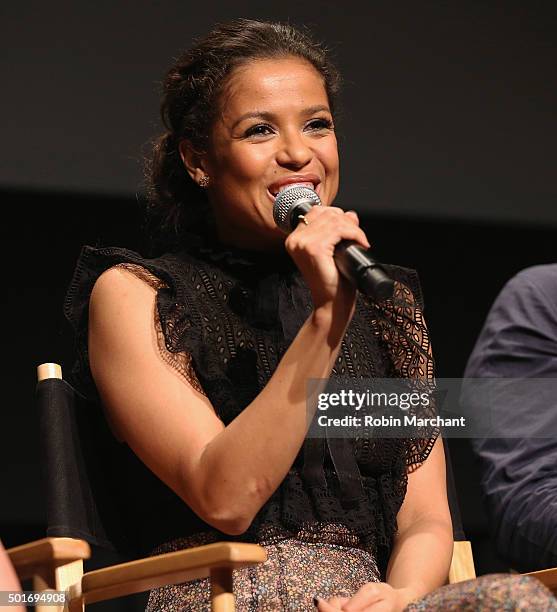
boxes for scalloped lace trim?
[113,263,206,396]
[365,280,438,470]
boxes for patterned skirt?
[145,534,557,611]
[145,533,381,611]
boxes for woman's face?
[197,57,339,250]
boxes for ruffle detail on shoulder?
[63,245,207,400]
[114,263,206,395]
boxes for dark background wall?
[1,1,556,223]
[1,1,556,607]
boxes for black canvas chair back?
[35,368,269,611]
[444,438,466,542]
[37,370,217,561]
[37,376,134,555]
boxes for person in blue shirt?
[464,264,557,572]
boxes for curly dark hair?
[143,18,342,254]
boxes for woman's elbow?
[197,497,256,535]
[205,510,252,536]
[195,478,270,536]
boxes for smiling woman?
[177,57,339,250]
[144,19,342,256]
[63,18,557,612]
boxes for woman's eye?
[306,118,334,131]
[243,118,333,138]
[245,124,273,137]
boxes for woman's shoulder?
[65,244,209,400]
[68,244,185,286]
[90,264,158,316]
[94,262,169,297]
[64,245,193,332]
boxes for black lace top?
[64,234,437,573]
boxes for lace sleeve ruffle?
[365,266,439,469]
[112,263,205,396]
[63,246,206,399]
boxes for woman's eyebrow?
[230,105,331,130]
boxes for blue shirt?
[463,264,557,571]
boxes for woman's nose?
[275,131,313,168]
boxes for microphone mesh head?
[273,185,321,231]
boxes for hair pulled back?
[144,18,341,253]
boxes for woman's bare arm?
[315,438,453,612]
[385,437,453,604]
[90,267,347,535]
[89,209,368,535]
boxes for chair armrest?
[523,567,557,595]
[6,538,90,581]
[448,541,476,584]
[69,541,267,605]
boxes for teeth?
[276,182,315,195]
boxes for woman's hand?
[315,582,415,611]
[284,207,370,317]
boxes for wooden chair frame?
[7,537,90,612]
[523,567,557,595]
[449,540,475,583]
[8,535,265,612]
[7,536,471,611]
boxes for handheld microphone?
[273,185,394,301]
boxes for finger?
[306,213,370,247]
[304,205,344,222]
[342,598,386,612]
[329,596,350,606]
[315,595,347,610]
[289,217,371,253]
[341,212,373,248]
[341,583,386,611]
[300,206,355,230]
[364,601,392,612]
[292,228,370,255]
[344,210,359,224]
[331,222,371,249]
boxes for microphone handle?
[334,241,394,301]
[289,201,394,301]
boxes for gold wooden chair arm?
[448,540,476,584]
[6,537,90,582]
[523,567,557,595]
[67,541,267,611]
[7,537,90,612]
